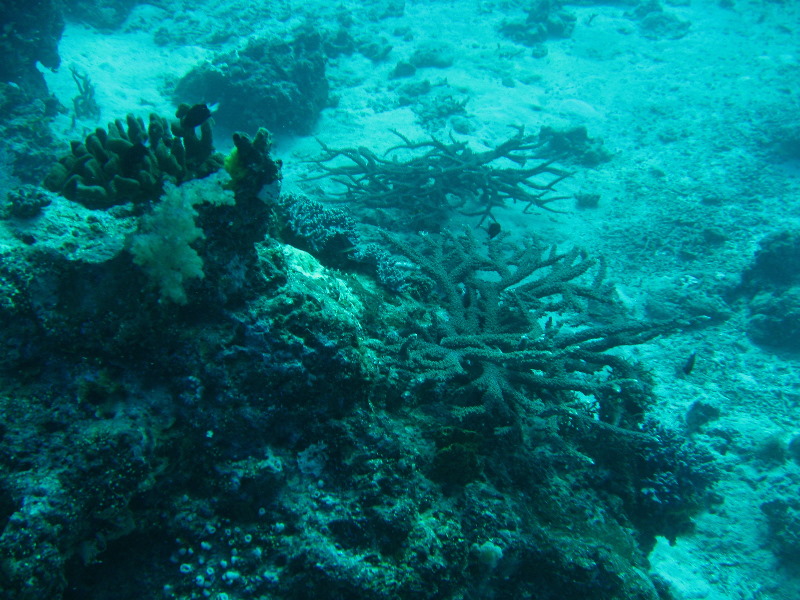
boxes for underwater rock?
[321,26,357,58]
[357,35,393,62]
[499,0,576,47]
[63,0,141,30]
[539,125,612,167]
[741,230,800,350]
[761,490,800,565]
[743,229,800,288]
[175,27,329,135]
[0,0,63,98]
[390,60,416,78]
[0,82,63,184]
[409,40,455,69]
[626,0,691,40]
[747,287,800,351]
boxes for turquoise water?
[0,1,799,599]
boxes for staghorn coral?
[384,228,666,427]
[43,105,222,209]
[306,126,571,229]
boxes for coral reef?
[499,0,576,55]
[0,2,64,185]
[539,125,612,167]
[740,229,800,351]
[761,473,800,565]
[0,78,63,186]
[381,228,668,428]
[627,1,691,41]
[746,288,800,351]
[43,107,222,209]
[0,113,715,600]
[411,83,471,133]
[63,0,142,30]
[175,26,329,135]
[307,126,570,229]
[742,229,800,288]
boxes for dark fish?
[487,222,501,238]
[181,103,212,129]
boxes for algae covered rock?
[0,0,63,98]
[175,27,329,135]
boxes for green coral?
[44,106,223,209]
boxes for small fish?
[487,222,501,238]
[180,103,212,129]
[681,351,697,376]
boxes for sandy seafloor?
[35,0,800,598]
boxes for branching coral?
[69,65,100,121]
[306,126,571,228]
[384,228,667,425]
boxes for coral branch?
[384,229,667,426]
[306,127,571,228]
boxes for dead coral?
[307,126,571,229]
